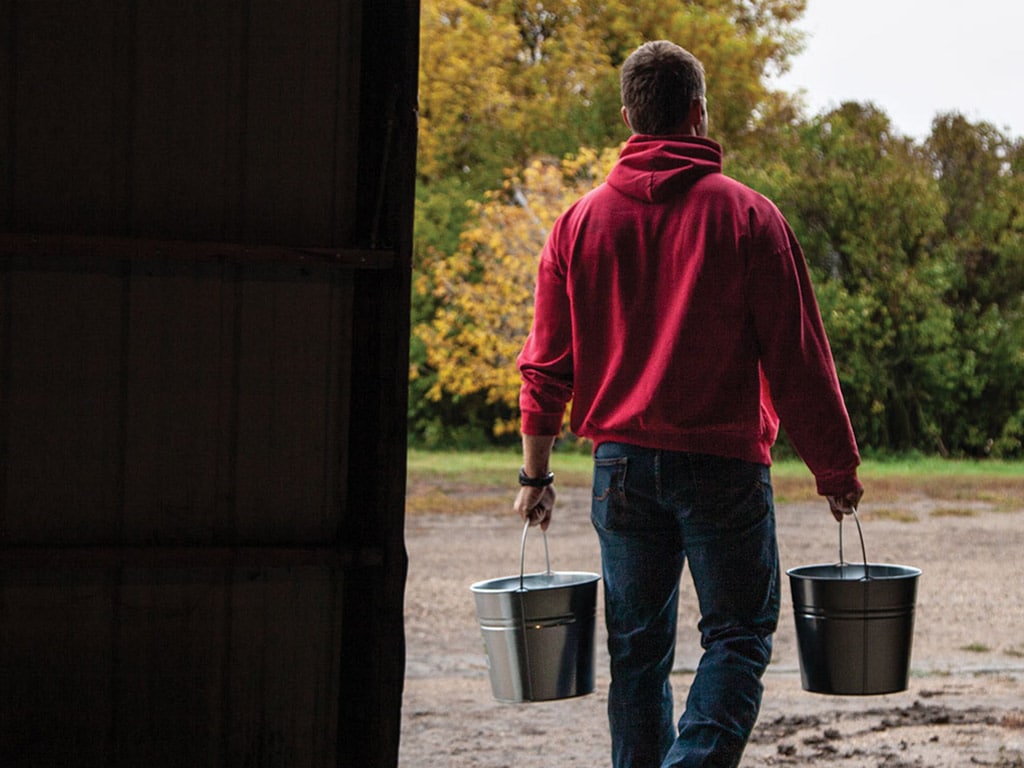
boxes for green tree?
[741,103,1024,457]
[925,114,1024,455]
[746,103,959,453]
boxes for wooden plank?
[121,258,237,544]
[233,271,350,543]
[2,0,135,235]
[0,262,9,535]
[220,566,342,768]
[1,241,356,546]
[0,571,116,765]
[0,3,14,231]
[0,565,344,767]
[331,0,364,247]
[243,0,347,246]
[109,568,231,764]
[3,1,370,251]
[130,1,246,241]
[117,248,352,545]
[0,254,125,543]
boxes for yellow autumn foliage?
[415,147,620,435]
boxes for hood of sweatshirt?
[606,134,723,203]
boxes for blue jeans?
[591,443,780,768]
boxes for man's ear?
[621,106,632,131]
[683,96,707,137]
[686,97,703,127]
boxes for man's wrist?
[518,466,555,487]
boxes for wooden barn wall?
[0,1,419,766]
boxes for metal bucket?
[470,522,600,703]
[787,512,921,695]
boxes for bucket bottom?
[794,611,915,695]
[481,618,596,702]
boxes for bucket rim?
[787,562,921,579]
[470,570,600,593]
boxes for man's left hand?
[514,485,556,531]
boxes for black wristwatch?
[518,466,555,487]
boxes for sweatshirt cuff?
[520,410,564,437]
[815,471,863,498]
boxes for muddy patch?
[747,691,1024,767]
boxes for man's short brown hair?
[621,41,705,135]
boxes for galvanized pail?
[787,511,921,695]
[470,522,600,703]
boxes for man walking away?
[513,40,864,768]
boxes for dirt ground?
[399,478,1024,767]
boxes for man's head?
[620,41,707,137]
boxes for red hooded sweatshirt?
[518,135,861,496]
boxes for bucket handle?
[519,519,553,591]
[838,507,870,579]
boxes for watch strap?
[518,466,555,487]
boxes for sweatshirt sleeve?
[749,209,862,497]
[518,229,574,437]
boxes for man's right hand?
[827,488,864,522]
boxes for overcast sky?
[771,0,1024,140]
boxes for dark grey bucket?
[787,512,921,696]
[470,522,600,703]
